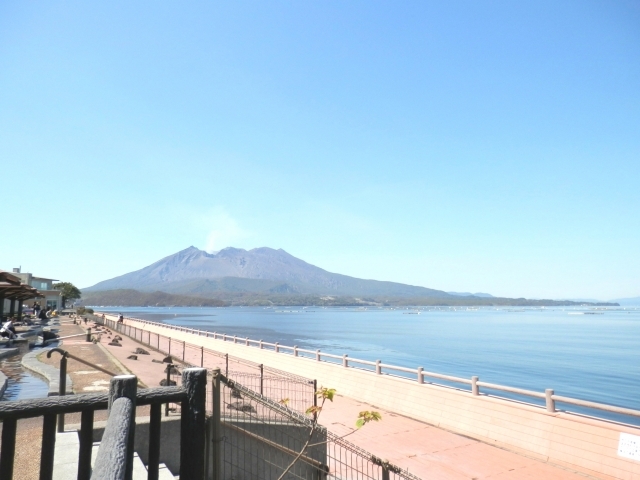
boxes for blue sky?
[1,1,639,300]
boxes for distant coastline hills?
[82,246,619,307]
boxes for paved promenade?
[99,318,600,480]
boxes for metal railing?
[94,315,316,415]
[99,313,640,425]
[0,369,207,480]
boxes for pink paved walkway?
[95,321,601,480]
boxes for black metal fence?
[96,315,316,415]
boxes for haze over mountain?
[609,296,640,306]
[447,292,494,298]
[85,246,453,298]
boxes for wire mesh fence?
[217,374,422,480]
[96,316,422,479]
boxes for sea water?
[97,305,640,425]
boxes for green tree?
[52,282,82,308]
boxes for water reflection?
[0,348,50,401]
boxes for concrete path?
[97,319,601,480]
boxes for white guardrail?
[105,314,640,423]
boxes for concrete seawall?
[104,314,640,480]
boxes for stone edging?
[0,347,19,360]
[0,348,19,400]
[0,371,7,399]
[21,347,73,396]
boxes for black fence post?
[108,375,138,480]
[207,368,222,480]
[382,465,390,480]
[201,346,204,367]
[0,418,17,480]
[165,366,172,417]
[39,414,57,480]
[148,403,162,480]
[313,379,318,422]
[225,354,228,377]
[260,364,264,396]
[77,409,94,480]
[181,368,207,480]
[57,355,68,433]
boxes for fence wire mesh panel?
[97,317,421,479]
[218,376,421,480]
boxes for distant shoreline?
[80,288,619,308]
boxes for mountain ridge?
[85,246,452,298]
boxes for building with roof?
[0,268,58,321]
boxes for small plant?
[277,387,380,480]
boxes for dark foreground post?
[207,368,222,480]
[108,375,138,480]
[40,414,57,480]
[181,368,207,480]
[148,403,162,480]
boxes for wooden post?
[108,375,138,480]
[181,368,207,480]
[182,341,186,362]
[92,397,133,480]
[471,376,479,396]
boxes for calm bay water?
[98,305,640,424]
